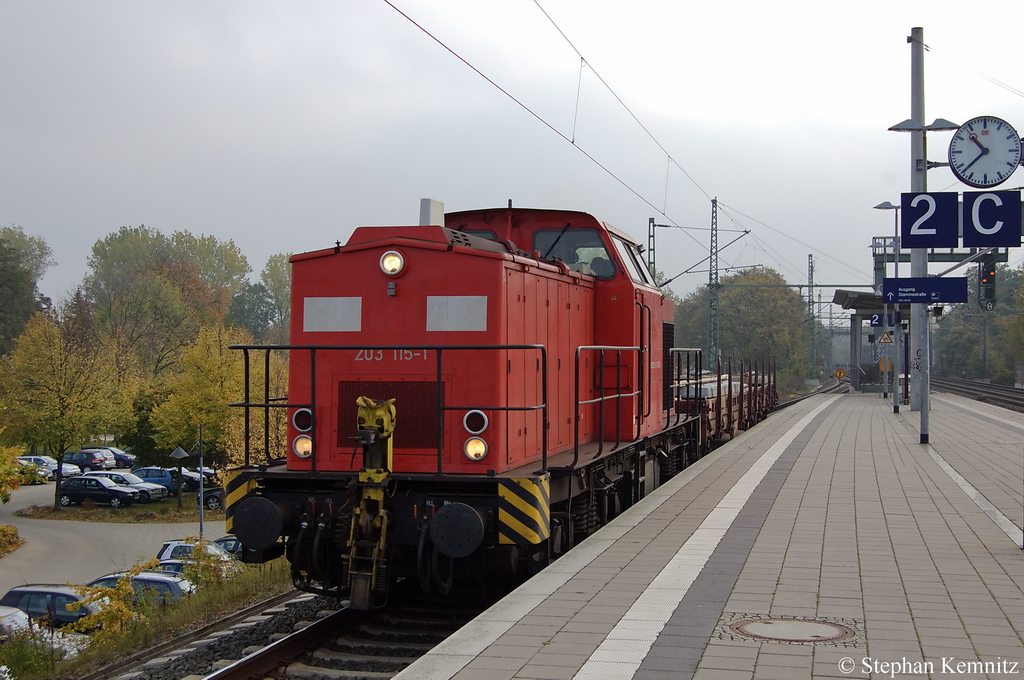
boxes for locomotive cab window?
[611,236,655,286]
[533,227,616,279]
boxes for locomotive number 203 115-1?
[354,349,429,362]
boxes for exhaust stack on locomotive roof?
[419,198,444,226]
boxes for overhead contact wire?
[531,0,712,203]
[383,0,676,221]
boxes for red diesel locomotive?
[226,202,777,608]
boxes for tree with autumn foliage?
[0,312,138,508]
[674,267,806,392]
[150,323,287,466]
[84,226,251,382]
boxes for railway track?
[775,377,848,410]
[201,588,494,680]
[930,376,1024,412]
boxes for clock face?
[948,116,1022,188]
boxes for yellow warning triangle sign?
[879,331,893,344]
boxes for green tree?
[226,282,276,340]
[85,226,251,381]
[0,227,53,356]
[119,389,172,466]
[674,267,805,390]
[1,226,55,283]
[0,435,24,504]
[168,232,252,316]
[260,253,291,344]
[933,263,1022,384]
[0,241,36,357]
[150,323,254,460]
[0,313,133,508]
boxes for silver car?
[17,455,81,480]
[83,471,169,503]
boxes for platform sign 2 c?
[901,192,959,248]
[900,190,1021,248]
[961,191,1022,247]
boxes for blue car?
[132,467,199,494]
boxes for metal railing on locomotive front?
[229,344,548,473]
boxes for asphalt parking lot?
[0,481,226,598]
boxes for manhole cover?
[728,618,855,643]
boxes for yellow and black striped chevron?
[497,475,550,545]
[223,469,260,533]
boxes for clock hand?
[959,149,986,173]
[969,132,989,153]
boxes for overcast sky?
[3,1,1023,311]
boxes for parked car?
[133,467,199,494]
[64,449,115,472]
[82,446,135,468]
[17,455,80,480]
[213,535,242,556]
[59,476,139,508]
[197,488,224,510]
[0,584,98,628]
[83,471,168,503]
[157,539,235,562]
[86,572,194,603]
[15,460,48,484]
[0,605,29,640]
[150,560,188,575]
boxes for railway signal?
[979,254,997,310]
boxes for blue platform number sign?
[961,190,1022,247]
[900,192,959,248]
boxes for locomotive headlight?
[379,250,405,276]
[463,410,488,435]
[292,408,313,432]
[292,435,313,459]
[463,437,488,461]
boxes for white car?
[82,471,169,503]
[157,540,235,562]
[16,455,81,480]
[0,605,29,640]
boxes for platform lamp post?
[171,431,204,540]
[874,201,901,413]
[170,446,188,511]
[887,26,960,444]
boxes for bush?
[0,525,23,558]
[0,557,292,678]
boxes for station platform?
[395,392,1024,680]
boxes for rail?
[931,376,1024,412]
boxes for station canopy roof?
[832,289,911,317]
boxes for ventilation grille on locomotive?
[337,381,438,449]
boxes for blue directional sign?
[900,192,959,248]
[961,190,1022,247]
[882,277,968,304]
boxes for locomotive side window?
[611,237,655,286]
[534,228,615,279]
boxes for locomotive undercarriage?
[229,411,703,609]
